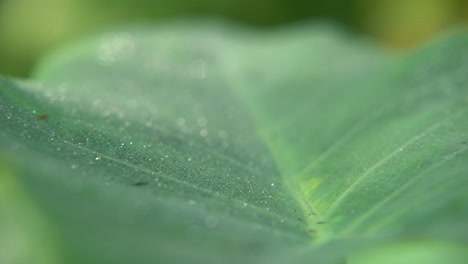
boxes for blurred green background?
[0,0,467,77]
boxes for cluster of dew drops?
[22,31,297,230]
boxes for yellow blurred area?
[0,0,467,76]
[357,0,466,49]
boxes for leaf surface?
[1,21,467,263]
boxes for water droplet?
[271,183,275,186]
[243,203,247,206]
[218,130,227,138]
[200,129,208,137]
[71,164,78,169]
[205,216,218,228]
[95,156,102,161]
[97,32,135,66]
[188,157,192,161]
[399,148,404,151]
[197,116,207,127]
[188,59,207,79]
[177,117,186,126]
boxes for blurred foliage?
[0,0,467,77]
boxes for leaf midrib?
[256,103,467,241]
[221,36,468,242]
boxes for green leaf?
[1,21,467,264]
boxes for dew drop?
[95,156,102,161]
[205,216,218,228]
[97,32,135,65]
[200,129,208,137]
[189,59,206,79]
[197,116,208,127]
[177,117,186,126]
[188,157,192,162]
[218,130,227,138]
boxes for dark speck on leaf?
[37,115,48,120]
[317,221,326,224]
[131,181,149,187]
[307,229,316,233]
